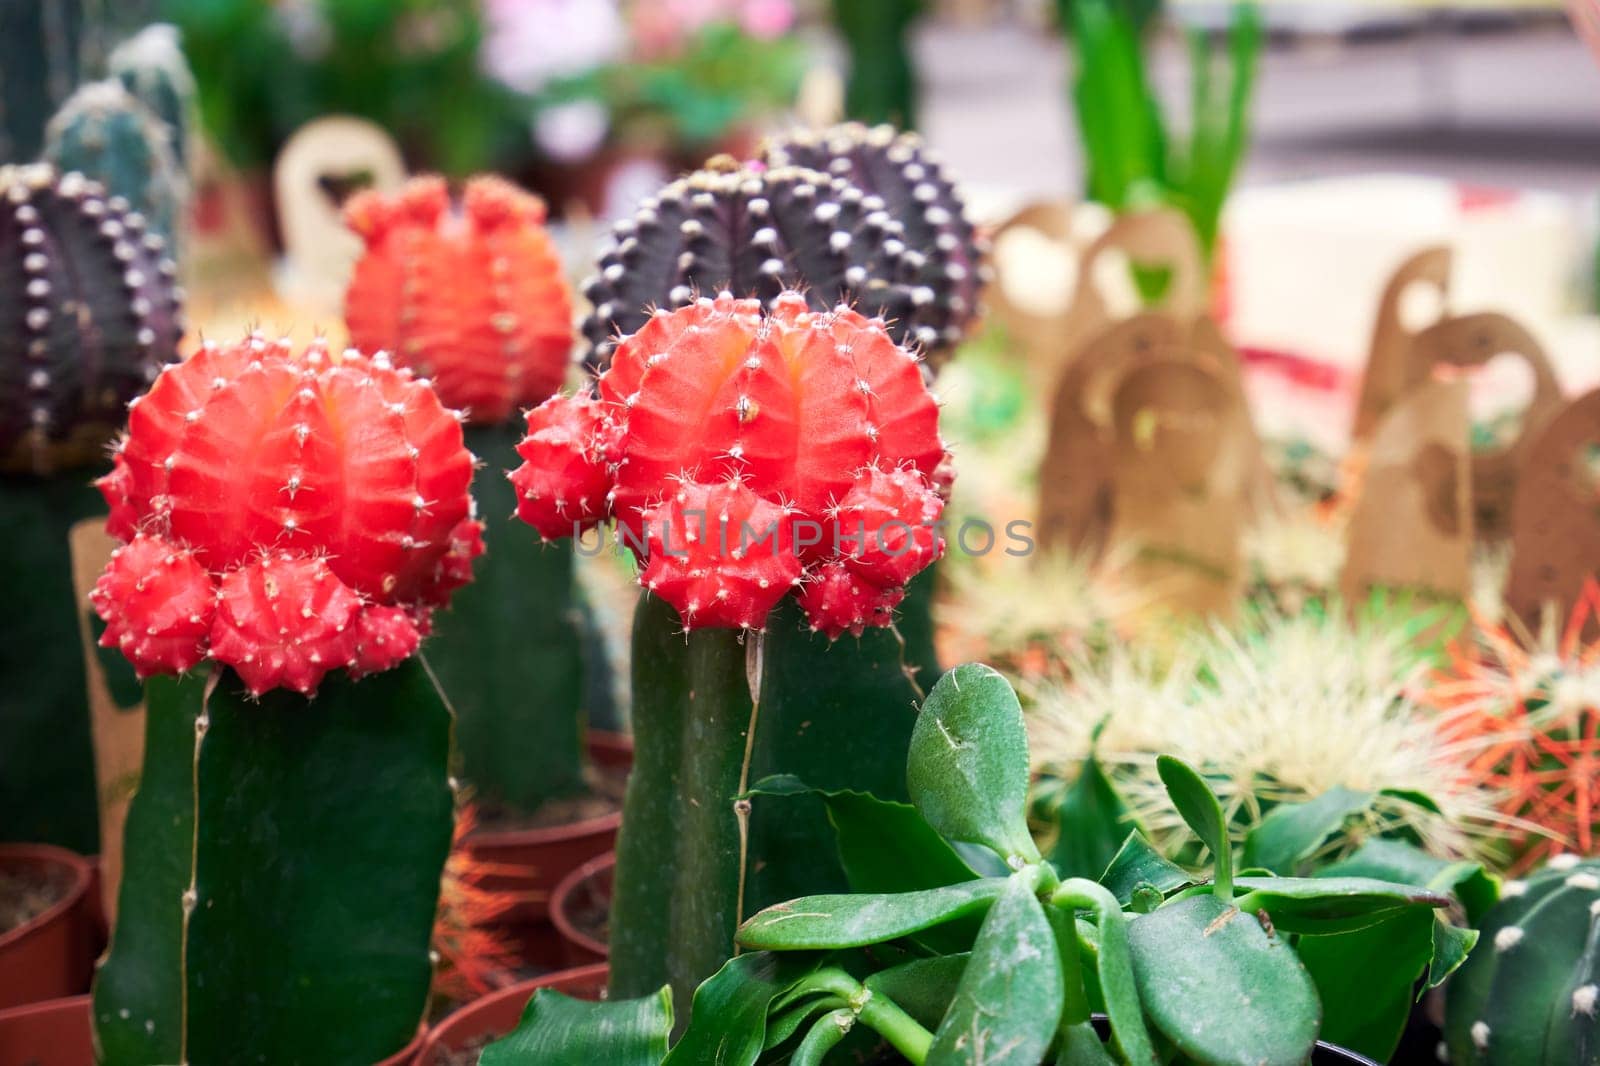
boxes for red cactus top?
[511,292,949,635]
[91,334,484,696]
[344,175,574,426]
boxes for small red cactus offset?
[90,334,483,696]
[511,292,947,632]
[344,175,574,425]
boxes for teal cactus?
[107,24,196,174]
[1445,853,1600,1065]
[44,81,187,250]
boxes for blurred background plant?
[1058,0,1262,267]
[1027,600,1506,879]
[1431,584,1600,874]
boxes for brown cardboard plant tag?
[1340,379,1473,605]
[1037,310,1266,555]
[1352,246,1452,443]
[1038,313,1185,555]
[273,115,406,312]
[1408,311,1565,540]
[69,518,145,927]
[1504,387,1600,639]
[987,205,1205,389]
[1105,359,1249,619]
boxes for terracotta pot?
[415,964,609,1066]
[0,997,423,1066]
[0,846,94,1010]
[466,732,631,968]
[550,852,613,967]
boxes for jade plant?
[0,163,183,851]
[1444,853,1600,1065]
[89,334,481,1064]
[343,173,611,819]
[514,291,948,1009]
[482,663,1476,1065]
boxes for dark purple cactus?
[762,123,987,362]
[579,156,943,369]
[0,163,182,475]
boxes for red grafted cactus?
[89,334,483,696]
[511,292,948,632]
[344,175,573,425]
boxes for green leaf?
[748,777,983,952]
[1240,787,1374,875]
[1319,837,1497,924]
[663,951,821,1066]
[928,874,1063,1065]
[1156,755,1232,898]
[479,988,671,1066]
[1232,875,1451,935]
[1296,909,1434,1062]
[1053,879,1156,1064]
[1045,747,1138,881]
[865,954,971,1032]
[1429,915,1478,989]
[910,664,1039,863]
[1099,831,1192,906]
[738,879,1009,951]
[1056,1024,1116,1065]
[1128,894,1320,1066]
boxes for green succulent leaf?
[479,987,672,1066]
[738,879,1008,951]
[1319,837,1497,925]
[910,663,1040,864]
[1156,755,1232,898]
[1296,908,1433,1062]
[1053,879,1156,1064]
[749,777,984,952]
[1099,830,1193,905]
[1044,744,1138,881]
[1428,915,1478,989]
[1128,893,1320,1066]
[1232,875,1451,935]
[865,954,972,1032]
[928,874,1063,1065]
[663,951,822,1066]
[1240,787,1374,875]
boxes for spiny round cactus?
[762,122,986,361]
[90,334,483,696]
[0,163,183,475]
[44,81,188,249]
[1444,852,1600,1065]
[1437,586,1600,873]
[514,292,947,633]
[344,175,574,426]
[578,157,944,369]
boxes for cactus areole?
[513,292,948,636]
[344,175,574,426]
[89,334,483,697]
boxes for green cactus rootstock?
[426,422,591,815]
[829,0,924,130]
[1445,854,1600,1065]
[0,476,106,851]
[45,81,188,250]
[0,0,86,162]
[608,593,927,1013]
[93,662,454,1066]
